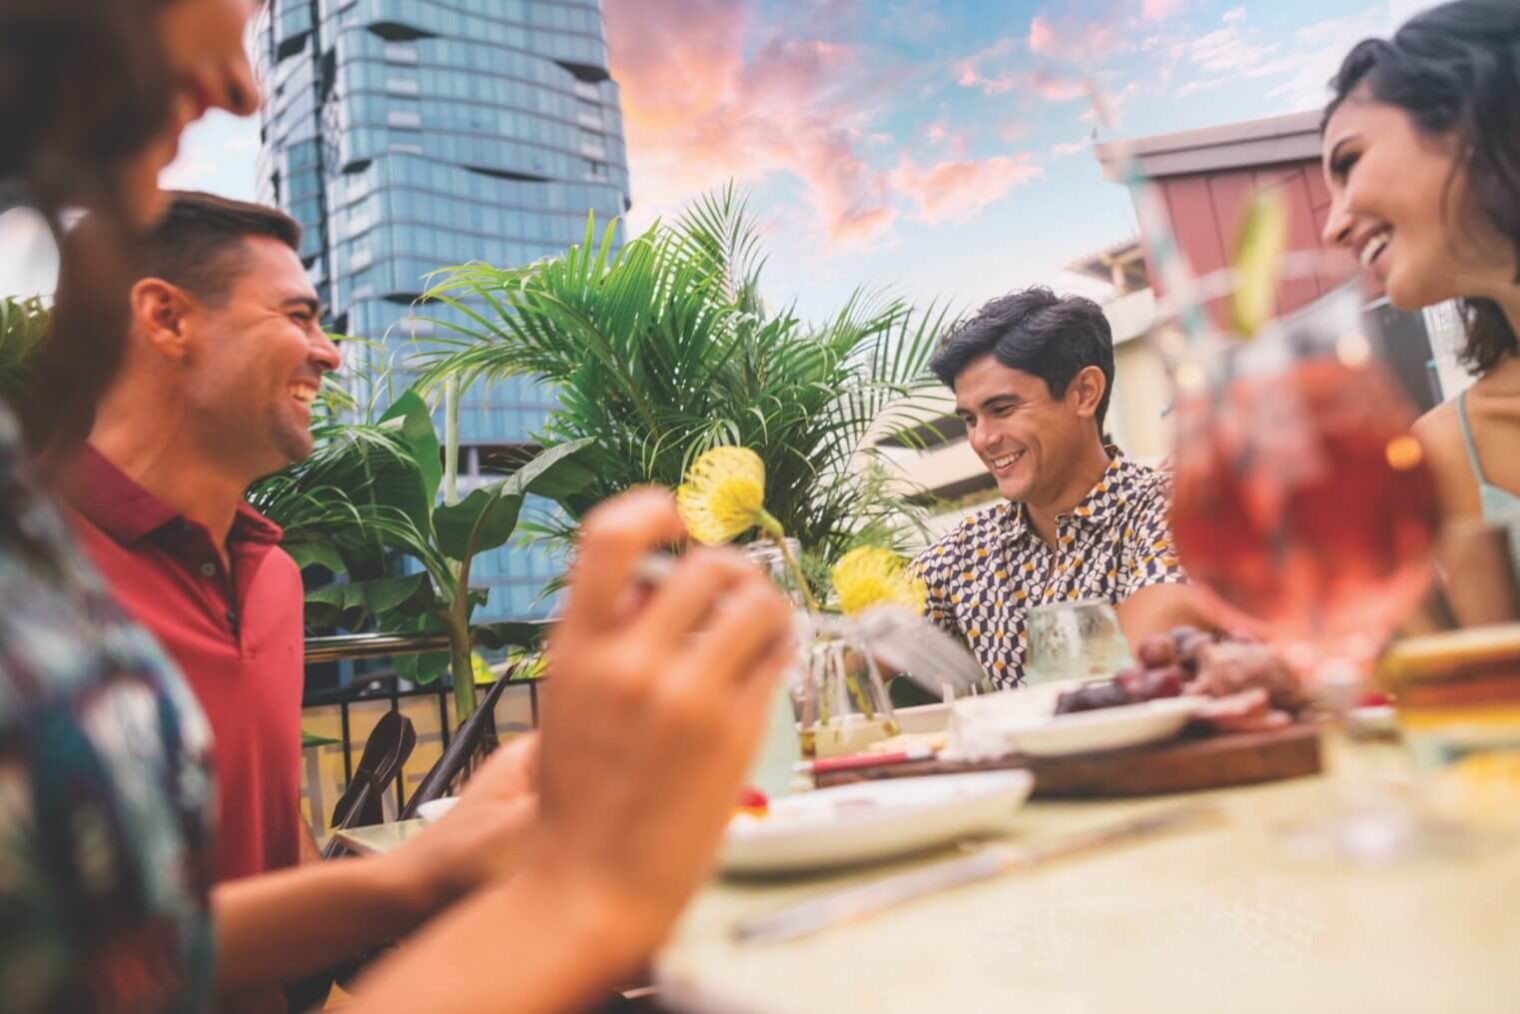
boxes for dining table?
[336,738,1520,1014]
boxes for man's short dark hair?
[141,190,302,306]
[929,286,1115,433]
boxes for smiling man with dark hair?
[914,286,1213,688]
[60,190,341,1013]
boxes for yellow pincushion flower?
[676,446,773,546]
[831,546,926,616]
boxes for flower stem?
[757,510,820,612]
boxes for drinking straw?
[1085,82,1212,349]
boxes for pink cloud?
[953,37,1019,95]
[998,119,1030,143]
[1028,15,1056,54]
[1030,70,1086,102]
[1082,80,1141,123]
[1051,136,1093,158]
[889,153,1043,224]
[1022,10,1125,62]
[605,0,899,246]
[1142,0,1185,20]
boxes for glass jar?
[743,540,807,794]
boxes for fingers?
[462,734,540,799]
[630,548,762,644]
[680,576,795,693]
[562,489,686,635]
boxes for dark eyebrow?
[281,296,323,318]
[978,394,1021,412]
[1325,135,1357,175]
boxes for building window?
[385,76,421,96]
[383,42,418,64]
[387,110,422,129]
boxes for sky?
[2,0,1438,318]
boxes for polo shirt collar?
[66,443,284,547]
[998,445,1128,542]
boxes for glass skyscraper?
[255,0,630,621]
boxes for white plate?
[1004,698,1200,757]
[950,685,1200,759]
[718,770,1034,875]
[416,797,459,824]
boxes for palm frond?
[418,183,953,588]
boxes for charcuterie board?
[812,722,1322,798]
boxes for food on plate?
[1053,680,1133,714]
[863,731,948,755]
[1054,627,1307,732]
[1116,664,1186,702]
[735,787,770,818]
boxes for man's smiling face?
[954,353,1094,506]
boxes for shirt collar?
[998,445,1129,541]
[64,443,283,547]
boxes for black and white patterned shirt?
[913,452,1188,689]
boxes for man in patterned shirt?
[914,287,1214,689]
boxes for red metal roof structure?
[1093,110,1440,411]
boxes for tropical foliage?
[0,295,49,399]
[247,381,599,719]
[413,186,949,595]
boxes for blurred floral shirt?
[914,451,1188,689]
[0,405,216,1012]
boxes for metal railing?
[302,631,547,820]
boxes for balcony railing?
[300,629,547,838]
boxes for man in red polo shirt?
[63,191,340,1011]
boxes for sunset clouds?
[603,0,1050,247]
[589,0,1420,317]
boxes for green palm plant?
[414,185,949,590]
[247,375,598,720]
[0,295,49,399]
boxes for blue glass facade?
[256,0,629,621]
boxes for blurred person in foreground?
[1321,0,1520,614]
[0,1,794,1011]
[912,288,1219,688]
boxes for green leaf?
[392,614,452,685]
[378,389,443,508]
[304,573,435,629]
[0,296,50,396]
[434,487,526,564]
[471,620,548,652]
[434,438,598,561]
[301,729,341,748]
[394,649,451,686]
[285,540,347,575]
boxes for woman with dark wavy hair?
[1321,0,1520,576]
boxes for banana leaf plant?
[248,385,599,720]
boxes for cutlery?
[732,802,1220,945]
[850,604,990,697]
[795,746,936,775]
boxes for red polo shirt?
[63,446,306,888]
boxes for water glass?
[1023,598,1130,686]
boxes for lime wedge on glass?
[1229,190,1288,339]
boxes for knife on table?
[733,802,1221,945]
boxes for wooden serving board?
[813,723,1323,798]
